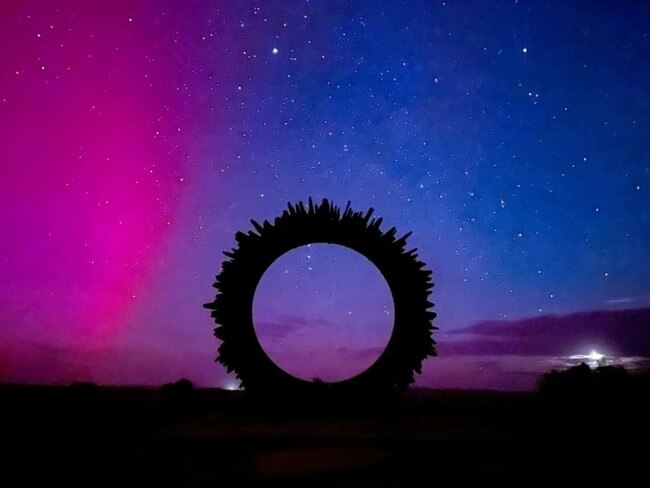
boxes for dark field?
[2,383,647,486]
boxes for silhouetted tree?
[538,362,592,402]
[537,363,639,423]
[539,363,634,399]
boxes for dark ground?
[2,382,647,486]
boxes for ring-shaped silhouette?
[204,198,437,395]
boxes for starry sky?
[1,0,649,389]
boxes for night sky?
[1,0,649,389]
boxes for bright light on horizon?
[587,350,605,362]
[224,382,241,391]
[567,349,608,368]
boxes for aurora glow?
[1,0,649,389]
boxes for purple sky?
[2,1,650,390]
[253,244,394,382]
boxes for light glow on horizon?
[224,382,241,391]
[587,350,605,362]
[568,349,608,368]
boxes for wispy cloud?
[276,315,332,328]
[446,307,650,357]
[254,321,304,339]
[255,315,333,339]
[604,297,635,304]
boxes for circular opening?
[253,244,395,383]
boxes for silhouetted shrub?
[160,379,195,415]
[538,363,637,417]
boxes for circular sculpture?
[204,198,437,395]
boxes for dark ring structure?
[204,198,437,395]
